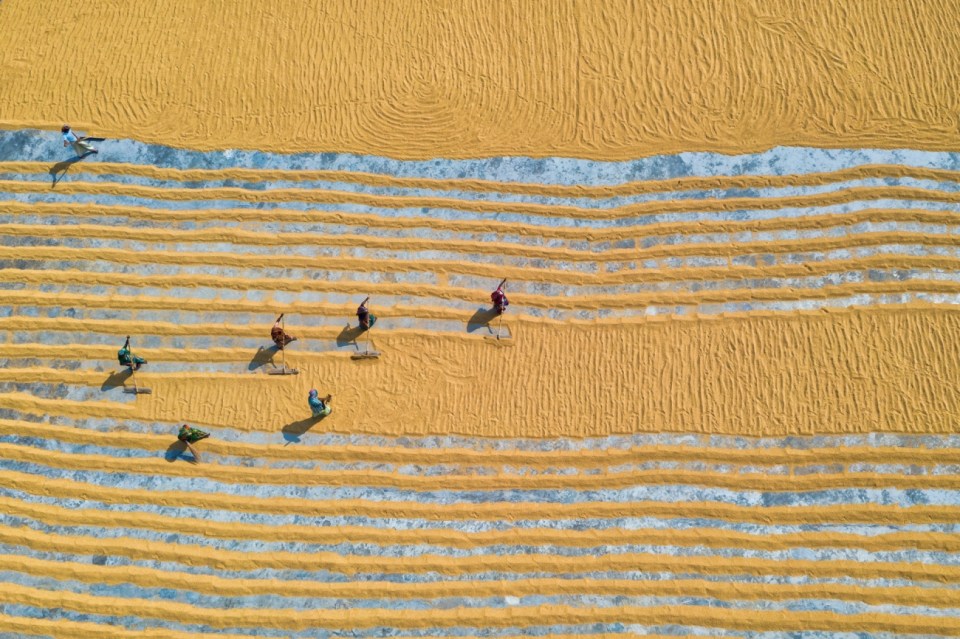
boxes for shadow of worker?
[281,414,328,444]
[100,368,132,391]
[336,323,365,349]
[248,345,279,371]
[49,155,93,186]
[164,440,199,464]
[466,306,499,333]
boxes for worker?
[308,389,333,417]
[357,296,377,330]
[177,424,210,463]
[491,279,509,314]
[117,336,146,371]
[61,124,97,156]
[271,313,298,348]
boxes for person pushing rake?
[271,313,298,349]
[118,336,152,394]
[118,336,147,371]
[268,313,299,375]
[177,424,210,463]
[356,297,377,331]
[491,279,509,315]
[485,278,512,343]
[352,296,380,359]
[61,124,98,157]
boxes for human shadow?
[281,414,327,443]
[336,323,365,348]
[248,345,279,371]
[466,306,498,333]
[49,154,97,186]
[164,440,198,464]
[101,368,132,391]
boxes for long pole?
[280,316,287,370]
[128,345,142,390]
[495,281,505,339]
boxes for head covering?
[61,125,70,133]
[308,389,318,398]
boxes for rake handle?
[280,315,287,369]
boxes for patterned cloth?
[308,390,332,417]
[177,424,210,444]
[491,287,509,313]
[117,347,145,367]
[357,304,377,330]
[271,324,295,348]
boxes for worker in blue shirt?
[61,124,97,156]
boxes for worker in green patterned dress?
[177,424,210,463]
[117,336,147,371]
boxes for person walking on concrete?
[61,124,97,156]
